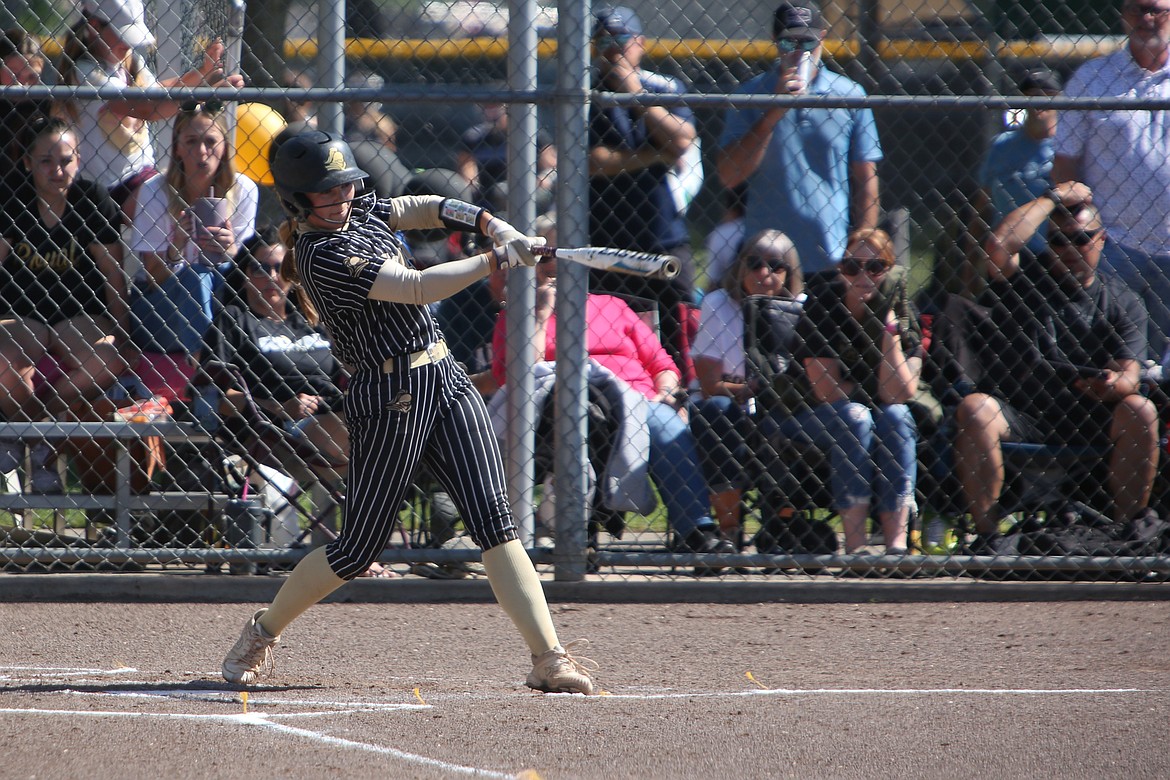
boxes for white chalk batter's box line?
[0,666,518,779]
[0,665,1164,700]
[0,666,1165,780]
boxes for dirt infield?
[0,599,1167,779]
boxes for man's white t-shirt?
[1055,47,1170,254]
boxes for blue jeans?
[1100,240,1162,362]
[777,401,917,513]
[691,395,794,517]
[130,263,225,356]
[646,400,714,536]
[689,395,753,492]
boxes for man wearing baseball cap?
[587,5,699,375]
[716,0,882,275]
[975,67,1063,257]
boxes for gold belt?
[382,341,449,374]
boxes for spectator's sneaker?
[675,527,737,576]
[526,640,598,695]
[222,608,281,684]
[964,532,1004,556]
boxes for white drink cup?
[796,51,814,93]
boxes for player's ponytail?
[278,217,321,325]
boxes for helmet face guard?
[271,130,370,218]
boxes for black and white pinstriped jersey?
[294,192,447,372]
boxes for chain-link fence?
[0,0,1168,582]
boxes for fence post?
[551,0,592,582]
[505,0,539,549]
[316,0,346,135]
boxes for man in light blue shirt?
[977,68,1061,257]
[716,0,882,275]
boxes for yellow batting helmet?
[234,102,286,186]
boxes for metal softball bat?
[533,245,681,280]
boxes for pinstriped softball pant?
[325,355,519,580]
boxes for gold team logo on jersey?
[344,256,369,277]
[324,146,347,171]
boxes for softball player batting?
[221,129,597,694]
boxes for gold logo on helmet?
[324,146,347,172]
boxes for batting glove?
[493,235,547,270]
[486,216,541,247]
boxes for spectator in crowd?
[690,229,804,544]
[490,254,735,564]
[587,5,698,374]
[976,68,1062,259]
[0,28,49,168]
[344,70,409,199]
[56,0,244,222]
[214,228,347,472]
[716,0,882,275]
[208,228,374,564]
[128,100,258,398]
[1052,0,1170,360]
[456,98,557,215]
[0,116,130,490]
[277,69,316,127]
[344,70,395,146]
[703,183,748,292]
[788,229,921,554]
[954,185,1157,553]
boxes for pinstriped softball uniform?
[294,193,517,580]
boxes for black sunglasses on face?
[745,254,789,273]
[839,256,889,276]
[776,38,819,54]
[1048,228,1103,248]
[597,33,634,49]
[180,99,225,115]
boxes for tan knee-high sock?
[258,546,346,636]
[481,539,560,656]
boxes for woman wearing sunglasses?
[787,229,923,554]
[690,229,805,548]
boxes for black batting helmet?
[271,129,369,218]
